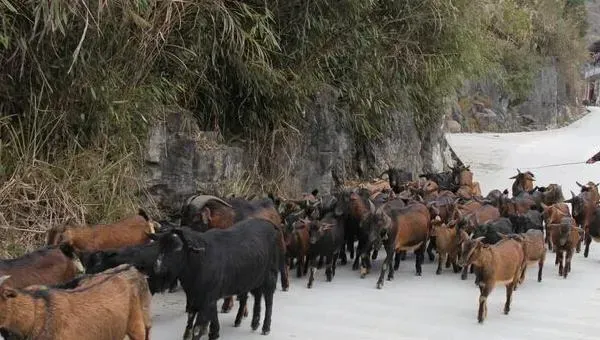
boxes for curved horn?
[188,195,232,209]
[378,169,390,179]
[576,181,584,188]
[0,275,11,286]
[369,200,376,214]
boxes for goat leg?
[415,243,425,276]
[564,248,574,278]
[280,257,290,292]
[307,255,317,289]
[325,254,334,282]
[208,303,220,340]
[584,233,591,258]
[436,252,445,275]
[393,251,401,270]
[478,285,491,324]
[251,290,263,331]
[504,283,515,315]
[191,311,209,340]
[221,297,234,314]
[234,293,249,327]
[331,252,339,278]
[376,245,394,289]
[262,287,275,335]
[183,312,197,340]
[460,264,469,280]
[296,255,303,278]
[538,254,545,282]
[426,237,436,262]
[339,244,348,265]
[359,253,369,279]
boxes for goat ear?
[200,207,212,224]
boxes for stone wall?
[446,59,586,133]
[143,88,457,215]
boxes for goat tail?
[138,208,151,221]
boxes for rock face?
[451,59,586,133]
[143,108,244,216]
[143,89,457,215]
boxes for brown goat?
[46,209,156,252]
[431,217,460,275]
[548,217,583,279]
[0,264,151,340]
[576,181,600,204]
[501,230,546,284]
[284,219,311,278]
[456,204,500,234]
[541,203,570,251]
[458,237,525,323]
[0,244,83,290]
[510,169,535,197]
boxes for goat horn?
[369,200,376,214]
[0,275,11,286]
[188,195,232,209]
[576,181,584,188]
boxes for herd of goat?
[0,164,599,340]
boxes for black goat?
[471,218,513,245]
[81,242,178,295]
[306,213,345,288]
[508,210,544,234]
[149,218,282,340]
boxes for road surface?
[150,108,600,340]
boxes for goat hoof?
[415,272,422,277]
[209,334,220,340]
[376,282,383,289]
[478,318,484,324]
[234,320,242,328]
[282,286,289,292]
[251,321,260,331]
[436,269,442,275]
[387,276,393,281]
[262,329,271,336]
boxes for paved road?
[150,108,600,340]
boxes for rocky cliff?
[143,88,456,216]
[445,59,586,133]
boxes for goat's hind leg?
[234,293,249,327]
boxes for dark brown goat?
[46,209,156,252]
[374,202,430,289]
[510,169,535,197]
[548,217,583,278]
[541,203,571,251]
[284,219,310,278]
[565,190,597,257]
